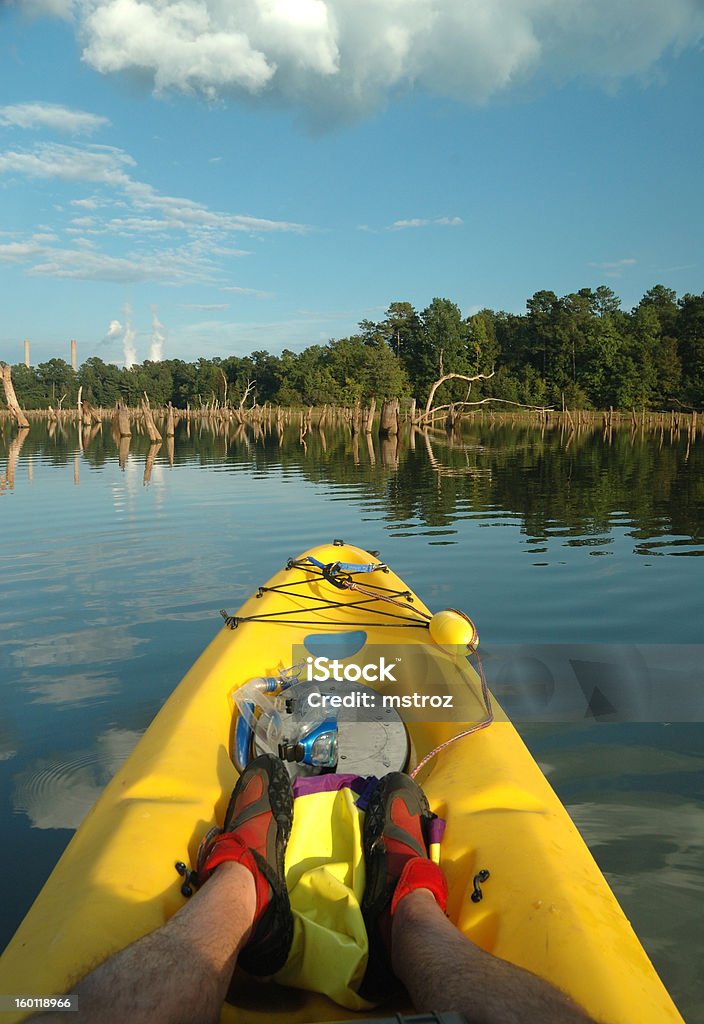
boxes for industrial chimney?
[24,339,30,367]
[71,339,77,371]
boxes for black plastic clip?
[333,538,345,546]
[219,609,239,629]
[175,861,198,898]
[322,562,350,590]
[471,869,490,903]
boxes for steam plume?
[149,306,166,361]
[122,303,137,368]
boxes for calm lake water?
[1,416,703,1021]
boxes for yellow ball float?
[428,608,479,652]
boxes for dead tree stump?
[82,400,100,427]
[1,364,30,428]
[365,396,376,434]
[113,401,131,437]
[141,393,162,443]
[351,402,362,435]
[379,399,399,436]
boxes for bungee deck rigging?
[221,552,434,630]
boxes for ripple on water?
[12,728,143,831]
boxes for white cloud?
[81,0,275,96]
[0,240,46,262]
[222,285,273,298]
[588,257,638,277]
[0,102,109,134]
[123,180,308,233]
[653,263,696,274]
[173,307,359,355]
[0,141,308,233]
[391,215,464,230]
[0,137,309,284]
[0,142,134,184]
[0,224,249,284]
[589,258,638,270]
[15,0,704,121]
[26,245,219,284]
[180,302,230,311]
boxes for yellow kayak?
[0,542,684,1023]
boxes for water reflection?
[0,721,18,763]
[11,627,145,671]
[2,418,702,557]
[13,728,143,830]
[0,427,29,491]
[23,671,120,707]
[569,798,704,1015]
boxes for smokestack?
[71,339,77,372]
[24,339,30,367]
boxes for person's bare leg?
[392,889,597,1024]
[32,862,255,1024]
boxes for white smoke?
[149,306,166,361]
[20,0,704,122]
[101,317,124,361]
[105,319,122,340]
[122,303,137,368]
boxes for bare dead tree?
[418,370,496,426]
[0,363,30,428]
[218,367,228,406]
[418,367,553,427]
[240,379,256,409]
[141,392,162,442]
[233,379,256,424]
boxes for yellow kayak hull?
[0,543,684,1022]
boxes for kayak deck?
[0,543,684,1023]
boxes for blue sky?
[1,0,703,366]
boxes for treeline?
[5,285,704,412]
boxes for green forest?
[5,284,704,411]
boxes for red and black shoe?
[359,772,448,1001]
[194,754,294,976]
